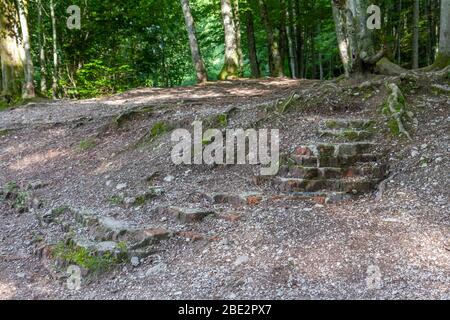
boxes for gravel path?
[0,78,448,300]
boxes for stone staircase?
[271,118,389,203]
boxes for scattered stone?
[164,175,175,182]
[145,263,166,276]
[129,228,172,249]
[219,212,241,222]
[116,183,127,191]
[130,256,140,267]
[27,180,48,190]
[169,207,215,223]
[234,255,250,267]
[178,231,204,242]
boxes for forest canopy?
[0,0,449,102]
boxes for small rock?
[145,263,166,276]
[234,255,250,267]
[130,256,140,267]
[164,175,175,182]
[116,183,127,190]
[106,180,113,187]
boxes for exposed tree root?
[383,83,411,140]
[375,58,408,76]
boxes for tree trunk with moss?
[180,0,208,83]
[331,0,385,77]
[434,0,450,68]
[0,1,24,98]
[219,0,240,80]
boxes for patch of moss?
[52,206,71,216]
[78,138,96,151]
[387,118,400,136]
[53,240,122,274]
[1,182,30,212]
[342,129,360,141]
[149,121,172,140]
[0,129,8,137]
[109,195,124,206]
[325,120,340,129]
[133,194,152,206]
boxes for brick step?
[273,177,381,194]
[289,153,384,168]
[317,129,374,142]
[280,163,388,180]
[322,119,376,130]
[280,192,352,204]
[292,142,378,158]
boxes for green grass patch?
[0,129,9,137]
[78,138,97,151]
[53,240,124,274]
[109,195,124,206]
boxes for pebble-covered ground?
[0,77,448,300]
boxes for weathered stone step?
[273,177,380,194]
[280,163,388,180]
[318,129,374,141]
[281,191,352,204]
[291,142,377,159]
[322,119,376,130]
[290,153,383,168]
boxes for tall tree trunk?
[286,0,297,78]
[425,0,432,65]
[259,0,283,77]
[219,0,240,80]
[294,0,304,77]
[38,0,47,93]
[50,0,58,98]
[331,0,383,77]
[412,0,420,69]
[232,0,244,76]
[396,0,402,65]
[245,9,260,78]
[0,2,24,98]
[16,0,35,98]
[310,27,316,78]
[317,24,323,80]
[180,0,208,83]
[435,0,450,67]
[279,0,289,75]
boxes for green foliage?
[73,60,136,98]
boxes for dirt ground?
[0,77,449,300]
